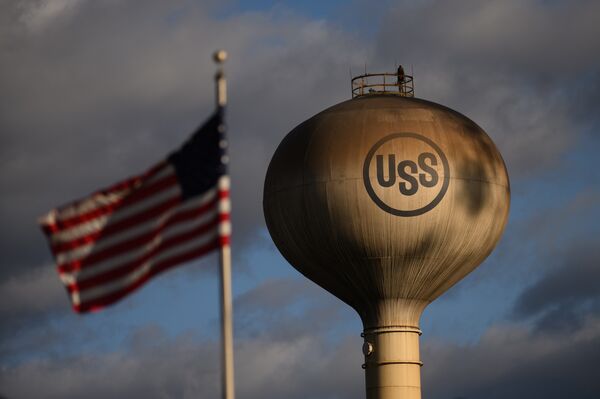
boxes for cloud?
[234,277,354,342]
[3,0,597,285]
[3,278,600,399]
[234,278,316,315]
[2,1,600,397]
[380,0,600,75]
[18,0,82,33]
[0,0,367,282]
[373,0,600,176]
[0,326,219,399]
[512,239,600,333]
[418,199,600,397]
[0,328,363,399]
[0,264,69,358]
[0,280,364,399]
[422,316,600,399]
[0,264,65,317]
[0,0,370,353]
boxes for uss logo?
[363,133,450,217]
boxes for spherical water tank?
[264,91,509,398]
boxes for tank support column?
[362,326,423,399]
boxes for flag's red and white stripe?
[40,162,230,313]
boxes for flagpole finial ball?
[213,50,228,63]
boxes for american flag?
[39,109,231,313]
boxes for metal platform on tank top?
[351,71,415,98]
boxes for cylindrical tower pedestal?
[362,326,423,399]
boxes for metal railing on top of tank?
[351,71,414,98]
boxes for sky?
[1,0,600,398]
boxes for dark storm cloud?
[0,0,366,296]
[422,317,600,399]
[373,0,600,175]
[0,1,364,392]
[1,0,218,275]
[512,240,600,332]
[0,0,369,382]
[415,194,599,398]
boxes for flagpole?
[214,49,235,399]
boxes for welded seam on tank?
[363,325,422,334]
[364,360,424,367]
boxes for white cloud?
[18,0,82,33]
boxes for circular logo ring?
[363,132,450,217]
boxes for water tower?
[263,68,510,399]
